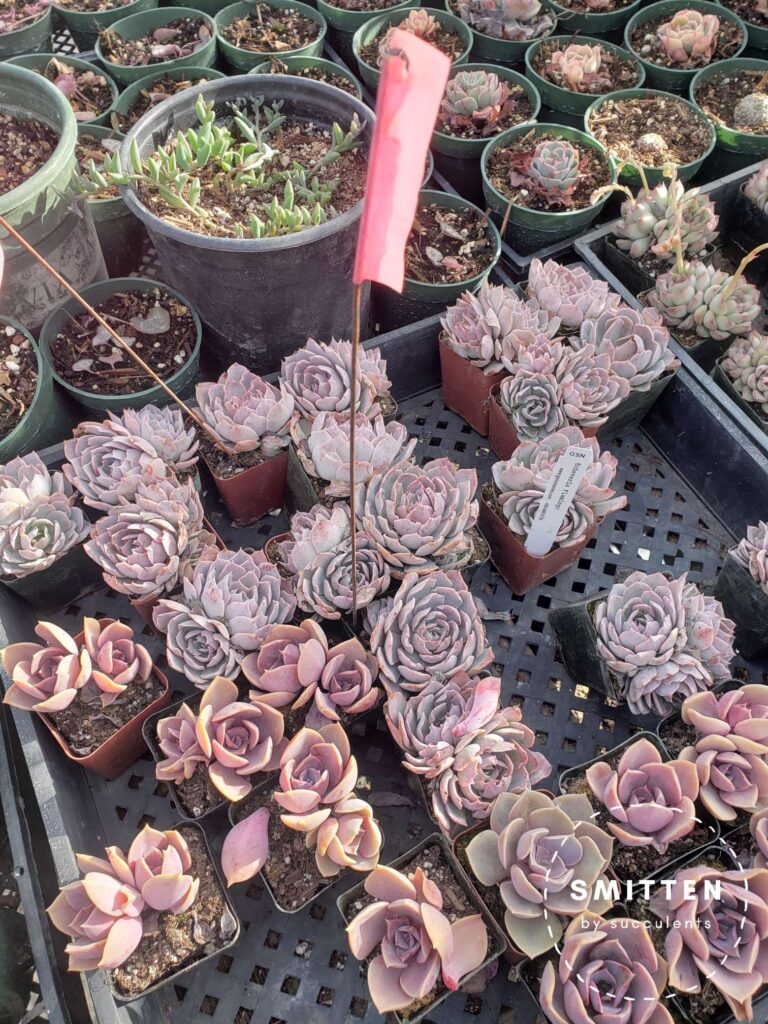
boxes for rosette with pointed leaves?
[681,580,735,682]
[492,427,625,547]
[722,331,768,416]
[278,503,351,575]
[358,457,478,575]
[294,532,391,620]
[545,44,610,93]
[560,344,630,429]
[63,420,169,511]
[650,865,768,1022]
[370,570,493,695]
[508,139,583,207]
[586,737,698,853]
[540,911,674,1024]
[84,471,212,600]
[733,520,768,593]
[48,825,198,971]
[0,490,89,581]
[281,337,391,424]
[745,161,768,213]
[346,863,488,1013]
[453,0,555,40]
[466,790,613,957]
[614,178,718,261]
[81,617,153,706]
[576,306,678,392]
[656,9,720,65]
[528,259,622,329]
[649,260,761,340]
[154,548,296,687]
[440,69,511,130]
[0,451,71,527]
[3,621,91,713]
[385,673,501,777]
[107,406,198,475]
[195,363,294,456]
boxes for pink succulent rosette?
[3,621,91,713]
[751,807,768,869]
[585,737,699,854]
[346,863,488,1014]
[81,617,153,705]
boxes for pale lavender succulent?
[656,9,720,66]
[649,261,761,341]
[527,259,622,330]
[682,581,735,682]
[154,547,296,687]
[195,363,294,456]
[453,0,555,41]
[745,161,768,213]
[295,532,391,620]
[733,520,768,593]
[281,337,391,423]
[0,452,71,527]
[278,503,351,575]
[614,178,718,262]
[559,344,630,429]
[576,306,678,391]
[107,405,198,475]
[721,332,768,416]
[498,367,566,441]
[63,420,169,511]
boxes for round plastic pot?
[439,335,508,437]
[444,0,556,65]
[95,6,217,86]
[248,54,362,97]
[111,63,225,127]
[39,276,202,413]
[690,56,768,156]
[487,381,599,461]
[352,5,471,89]
[202,445,289,525]
[714,552,768,659]
[584,88,717,186]
[373,189,502,333]
[544,0,642,35]
[8,53,119,128]
[76,123,148,278]
[547,589,620,701]
[524,34,645,117]
[51,0,158,51]
[120,76,374,375]
[0,64,106,332]
[318,0,416,62]
[0,542,102,615]
[0,317,54,463]
[623,0,747,93]
[715,0,768,51]
[0,5,50,59]
[215,0,326,71]
[481,121,615,249]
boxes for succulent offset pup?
[439,69,513,134]
[452,0,555,40]
[545,43,611,94]
[655,8,721,66]
[732,520,768,594]
[722,331,768,417]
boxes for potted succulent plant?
[51,0,158,50]
[542,0,642,36]
[353,7,472,90]
[0,0,51,59]
[479,426,626,595]
[691,57,768,171]
[224,722,383,911]
[110,65,224,132]
[0,452,95,612]
[373,190,502,334]
[715,330,768,435]
[8,54,118,128]
[96,7,216,87]
[525,257,623,330]
[624,0,747,92]
[0,317,54,464]
[714,521,768,658]
[214,0,326,72]
[548,569,736,711]
[716,0,768,52]
[249,54,362,96]
[316,0,416,64]
[448,0,556,65]
[481,122,616,251]
[46,822,240,1000]
[39,278,202,413]
[730,159,768,271]
[2,617,170,779]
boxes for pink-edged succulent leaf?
[221,807,270,886]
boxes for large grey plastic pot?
[0,64,106,333]
[120,75,374,375]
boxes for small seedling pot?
[95,6,217,86]
[547,588,620,701]
[316,0,416,65]
[248,54,363,98]
[712,358,767,437]
[0,542,101,615]
[8,53,119,128]
[623,0,747,93]
[0,316,54,463]
[544,0,642,35]
[215,0,326,72]
[201,445,289,526]
[690,57,768,160]
[336,832,507,1024]
[445,0,556,64]
[373,190,502,334]
[481,122,616,250]
[0,4,50,58]
[110,64,226,130]
[478,486,597,596]
[51,0,158,51]
[714,552,768,659]
[438,335,508,437]
[524,35,645,118]
[352,6,472,90]
[487,381,599,461]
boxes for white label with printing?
[523,446,595,557]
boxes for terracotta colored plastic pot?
[479,488,596,595]
[487,382,599,462]
[202,447,289,526]
[439,336,508,437]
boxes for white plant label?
[524,446,594,557]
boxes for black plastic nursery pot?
[336,832,507,1024]
[120,75,375,376]
[714,553,768,660]
[51,0,159,50]
[0,542,102,616]
[712,359,767,438]
[8,53,119,128]
[214,0,327,72]
[0,64,107,332]
[548,588,619,701]
[729,181,768,276]
[0,3,50,59]
[316,0,416,65]
[598,235,717,297]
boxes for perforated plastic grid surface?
[28,382,765,1024]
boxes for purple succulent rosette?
[195,363,294,456]
[527,259,622,331]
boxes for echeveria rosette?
[107,405,198,475]
[528,259,622,330]
[722,332,768,417]
[626,653,714,717]
[540,911,674,1024]
[0,490,90,581]
[346,863,488,1013]
[63,421,169,512]
[585,737,698,853]
[508,139,581,207]
[498,366,566,442]
[440,69,511,130]
[465,790,614,957]
[294,532,391,620]
[733,521,768,594]
[576,306,678,393]
[196,363,294,456]
[278,504,351,575]
[655,9,720,65]
[370,570,493,695]
[752,807,768,869]
[614,178,718,263]
[3,620,91,713]
[385,672,501,778]
[358,458,478,575]
[454,0,555,41]
[649,261,761,341]
[545,43,610,93]
[80,617,152,706]
[559,344,630,430]
[0,451,71,528]
[649,865,768,1023]
[681,582,735,682]
[430,705,551,832]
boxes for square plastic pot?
[439,336,508,436]
[487,382,600,461]
[0,542,101,615]
[600,234,716,296]
[202,446,288,526]
[714,553,768,659]
[597,370,677,439]
[547,588,619,701]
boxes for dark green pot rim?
[544,0,642,29]
[690,56,768,151]
[76,122,126,210]
[316,0,414,32]
[95,6,217,77]
[524,34,646,109]
[352,6,473,83]
[248,54,362,97]
[111,64,226,121]
[214,0,327,62]
[7,52,120,125]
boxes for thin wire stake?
[0,214,220,444]
[349,282,363,626]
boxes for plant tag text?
[524,446,594,557]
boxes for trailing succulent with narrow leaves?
[655,9,721,66]
[649,259,761,341]
[593,570,735,715]
[278,504,351,575]
[732,520,768,594]
[466,790,613,957]
[650,864,768,1022]
[679,685,768,821]
[106,406,198,477]
[294,530,391,620]
[745,161,768,213]
[155,675,285,802]
[439,70,512,132]
[196,363,294,456]
[507,138,583,208]
[154,547,296,687]
[48,825,199,971]
[613,177,718,262]
[528,259,622,330]
[721,331,768,416]
[452,0,555,41]
[243,618,381,725]
[586,737,698,853]
[0,452,89,580]
[544,44,611,94]
[345,863,489,1013]
[281,337,390,425]
[491,427,626,548]
[540,911,675,1024]
[576,306,678,392]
